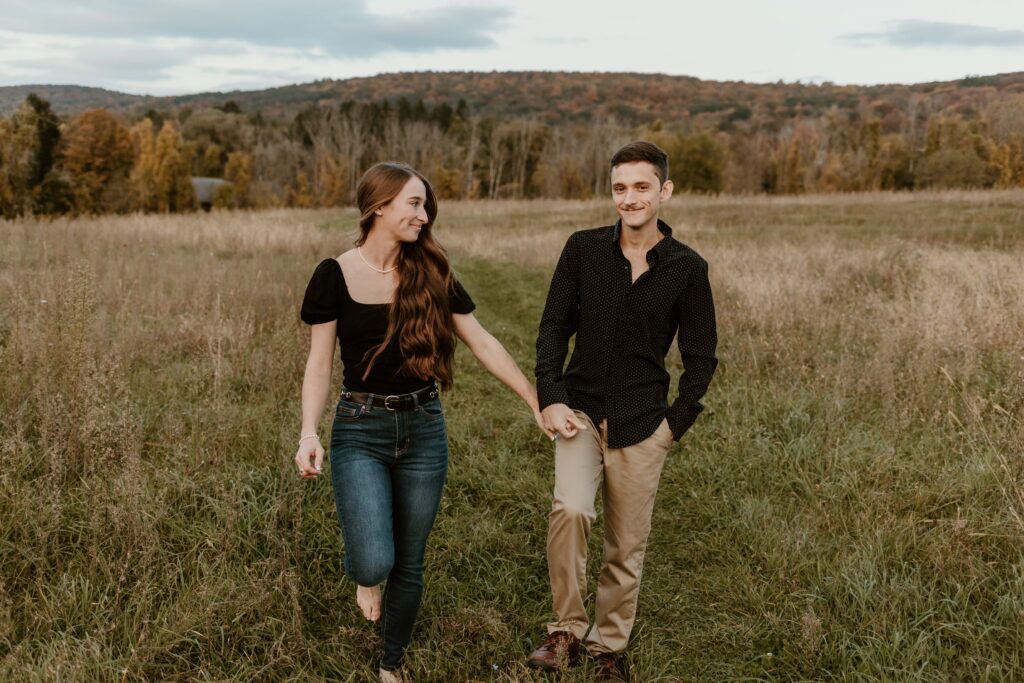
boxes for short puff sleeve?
[450,278,476,315]
[300,259,342,324]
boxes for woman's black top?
[300,258,475,395]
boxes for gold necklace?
[357,246,397,274]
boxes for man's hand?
[541,403,588,439]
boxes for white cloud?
[0,1,512,57]
[843,20,1024,48]
[1,1,1023,94]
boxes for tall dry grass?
[1,190,1023,681]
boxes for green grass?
[1,192,1023,681]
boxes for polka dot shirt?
[535,219,718,449]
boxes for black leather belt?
[340,385,439,411]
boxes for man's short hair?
[610,141,669,185]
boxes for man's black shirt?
[535,220,718,449]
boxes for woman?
[295,162,547,681]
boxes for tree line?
[2,90,1023,218]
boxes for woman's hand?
[534,407,556,440]
[297,320,336,479]
[295,438,324,478]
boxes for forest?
[2,70,1023,217]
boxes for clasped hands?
[540,403,589,440]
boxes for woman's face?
[375,176,429,243]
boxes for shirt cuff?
[537,382,571,411]
[665,404,703,441]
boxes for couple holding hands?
[296,141,718,682]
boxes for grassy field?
[1,191,1023,682]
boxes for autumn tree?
[285,171,314,208]
[314,155,348,207]
[10,77,1024,212]
[292,104,368,199]
[878,137,914,190]
[226,151,252,205]
[916,148,991,188]
[674,132,728,194]
[431,162,462,200]
[129,119,159,211]
[154,122,196,212]
[507,119,548,198]
[983,95,1024,188]
[0,94,67,217]
[130,120,196,212]
[0,113,32,218]
[26,94,61,191]
[531,127,590,198]
[60,109,134,213]
[481,120,509,199]
[199,144,224,177]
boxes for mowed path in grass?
[1,191,1023,681]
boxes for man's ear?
[660,179,674,201]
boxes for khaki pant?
[546,411,673,654]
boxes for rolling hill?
[4,70,1024,125]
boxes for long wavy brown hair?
[356,162,457,390]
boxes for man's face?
[611,161,673,230]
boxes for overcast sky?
[1,0,1022,95]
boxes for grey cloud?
[0,1,512,57]
[842,20,1024,48]
[0,32,391,94]
[4,40,187,84]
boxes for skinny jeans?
[329,391,448,671]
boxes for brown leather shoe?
[593,652,628,682]
[526,631,582,671]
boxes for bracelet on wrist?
[299,434,320,446]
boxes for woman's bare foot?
[379,668,402,683]
[356,584,381,621]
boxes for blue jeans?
[329,391,449,671]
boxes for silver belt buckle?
[384,395,400,411]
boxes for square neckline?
[332,257,392,307]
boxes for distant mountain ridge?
[0,84,161,116]
[4,70,1024,123]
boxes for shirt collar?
[612,219,674,263]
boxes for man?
[529,141,718,681]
